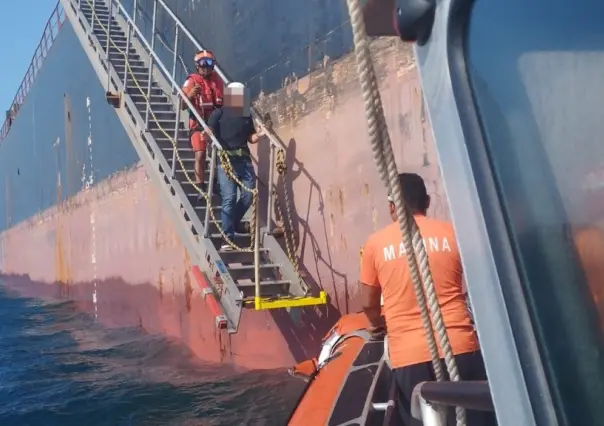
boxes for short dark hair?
[389,173,429,213]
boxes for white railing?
[0,3,66,143]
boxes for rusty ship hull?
[0,1,449,370]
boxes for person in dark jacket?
[205,82,265,251]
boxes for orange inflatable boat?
[286,312,401,425]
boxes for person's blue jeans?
[217,156,256,240]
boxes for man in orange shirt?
[360,173,496,426]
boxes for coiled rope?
[344,0,466,424]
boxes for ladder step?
[120,74,151,83]
[108,49,143,58]
[218,248,271,264]
[82,10,109,18]
[81,4,108,11]
[126,86,164,96]
[209,235,251,249]
[228,263,280,271]
[135,102,173,112]
[155,135,188,146]
[90,18,117,28]
[93,27,122,40]
[111,59,147,70]
[178,171,214,182]
[148,118,186,127]
[83,9,110,16]
[169,157,200,163]
[157,135,189,143]
[159,145,191,154]
[109,51,140,60]
[149,119,184,127]
[129,93,169,103]
[177,168,212,175]
[84,9,112,17]
[100,37,128,44]
[237,279,290,288]
[112,63,149,71]
[219,247,270,256]
[192,203,222,210]
[229,266,282,281]
[97,35,128,43]
[237,280,292,299]
[210,233,251,239]
[126,79,162,88]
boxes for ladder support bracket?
[215,315,228,329]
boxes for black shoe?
[196,184,207,204]
[235,222,251,235]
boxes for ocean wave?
[0,287,302,426]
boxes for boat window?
[465,0,604,422]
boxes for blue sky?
[0,1,59,114]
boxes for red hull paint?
[0,42,449,369]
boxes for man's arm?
[247,118,265,144]
[203,109,221,140]
[359,241,385,331]
[181,78,199,111]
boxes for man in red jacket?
[182,50,224,200]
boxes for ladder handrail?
[0,2,65,143]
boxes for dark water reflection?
[0,286,303,426]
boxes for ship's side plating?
[0,1,450,369]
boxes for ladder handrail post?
[254,198,261,308]
[203,148,217,237]
[132,0,137,26]
[123,0,137,89]
[266,144,275,235]
[105,0,113,92]
[171,26,179,88]
[170,102,181,179]
[144,0,158,129]
[122,21,131,90]
[91,0,96,33]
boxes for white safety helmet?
[226,82,250,115]
[226,82,245,94]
